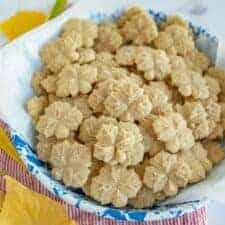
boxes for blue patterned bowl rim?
[8,7,217,222]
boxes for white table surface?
[0,0,225,224]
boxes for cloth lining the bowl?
[0,129,207,224]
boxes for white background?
[0,0,225,224]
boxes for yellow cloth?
[0,127,24,167]
[0,191,4,212]
[0,0,67,41]
[0,130,76,224]
[0,11,46,40]
[0,129,76,224]
[0,176,76,225]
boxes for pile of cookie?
[27,6,225,208]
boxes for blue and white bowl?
[2,1,220,222]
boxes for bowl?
[0,1,219,222]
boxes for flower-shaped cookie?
[154,24,195,56]
[207,67,225,100]
[90,165,142,207]
[56,64,97,97]
[152,112,195,153]
[50,140,92,188]
[89,78,152,122]
[115,46,171,81]
[94,121,144,166]
[135,47,171,81]
[142,148,209,199]
[176,102,210,140]
[143,151,178,193]
[37,101,83,139]
[40,33,80,73]
[184,50,210,73]
[202,141,225,165]
[118,6,158,45]
[78,116,117,144]
[129,186,155,208]
[27,96,48,123]
[95,22,123,53]
[72,96,93,119]
[179,143,212,183]
[78,48,96,64]
[171,70,209,99]
[31,71,47,95]
[62,18,98,48]
[144,81,172,114]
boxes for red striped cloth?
[0,149,207,225]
